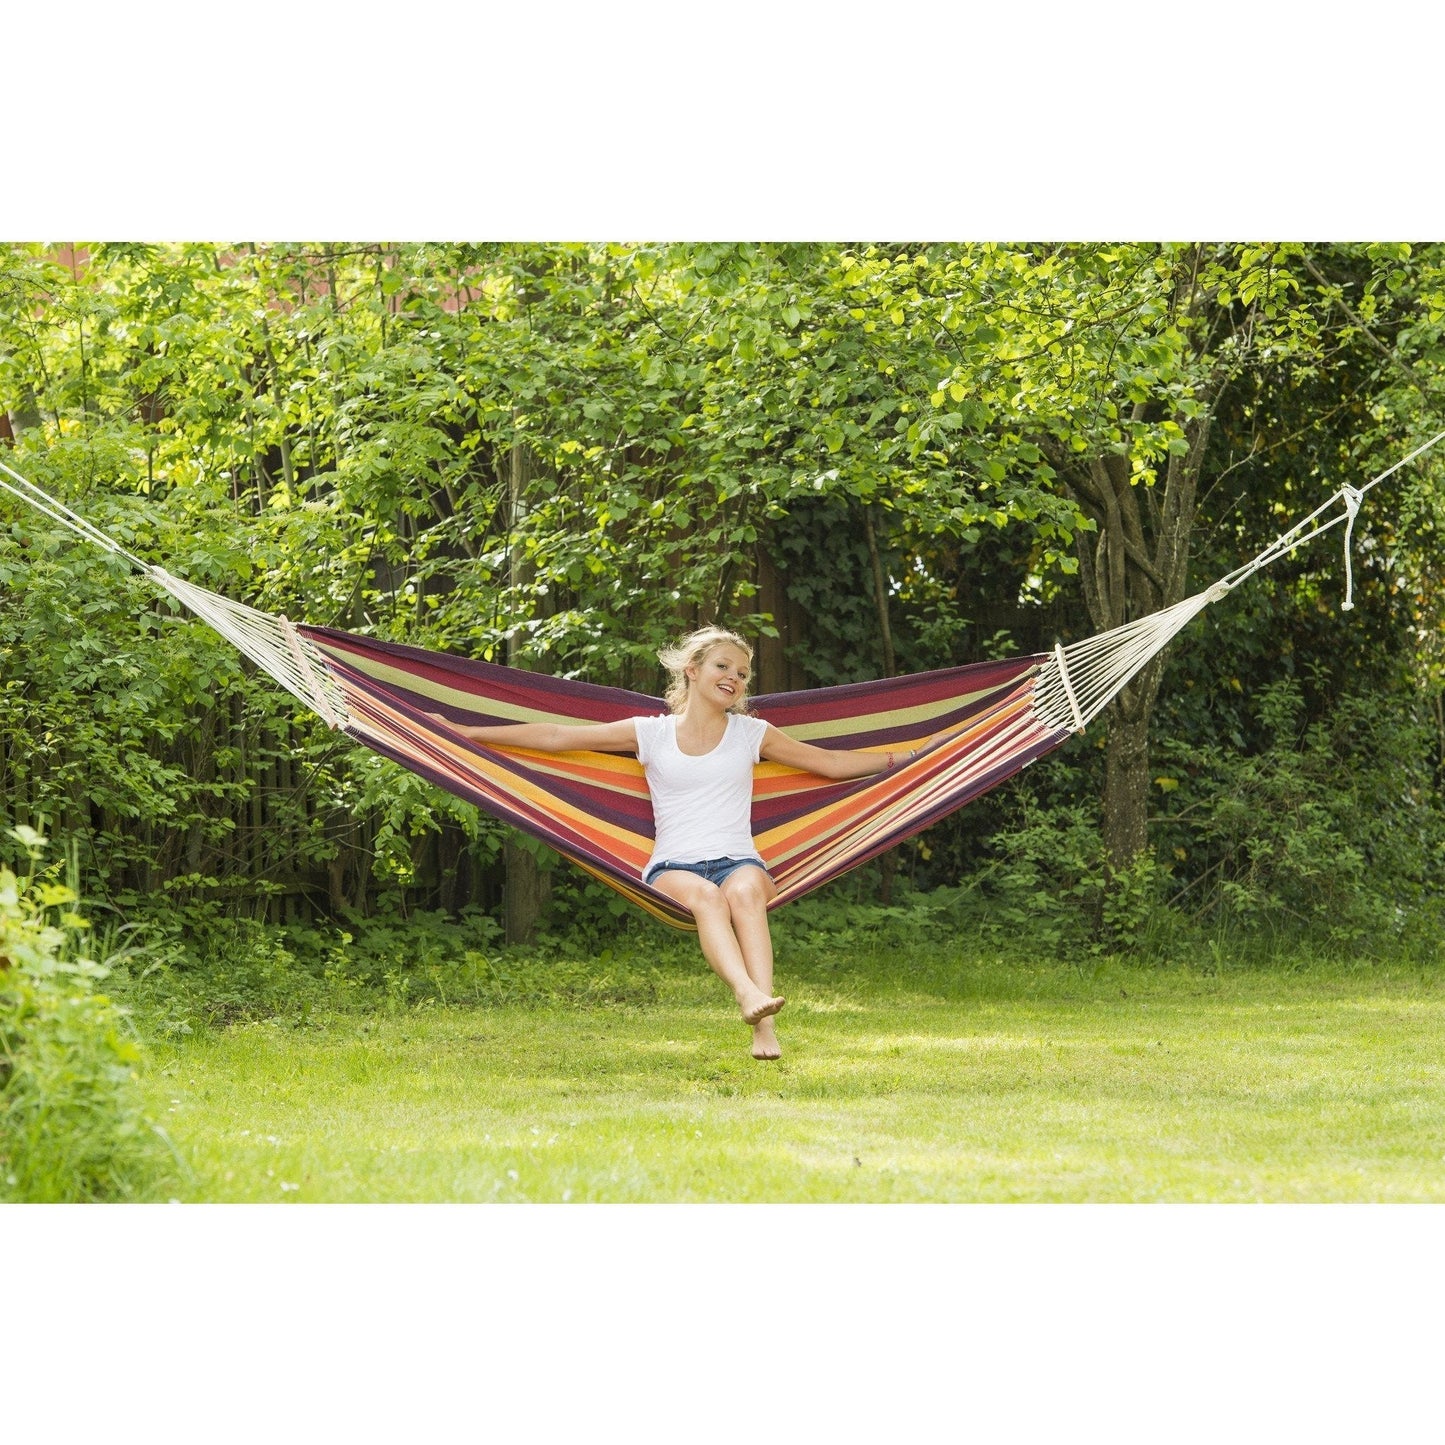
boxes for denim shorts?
[644,856,771,889]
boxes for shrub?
[0,830,179,1202]
[116,889,656,1023]
[955,681,1445,965]
[1155,681,1445,957]
[939,788,1166,957]
[118,905,332,1031]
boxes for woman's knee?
[722,868,772,913]
[673,879,729,923]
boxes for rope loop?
[1340,484,1364,611]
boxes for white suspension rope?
[0,458,348,730]
[1033,589,1218,732]
[5,428,1444,748]
[1215,425,1445,599]
[0,457,149,569]
[148,567,348,730]
[1033,428,1445,735]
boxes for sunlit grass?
[137,948,1445,1203]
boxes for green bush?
[0,830,179,1201]
[116,904,332,1032]
[944,681,1445,966]
[935,788,1168,957]
[1155,681,1445,957]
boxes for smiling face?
[688,644,751,713]
[659,626,755,715]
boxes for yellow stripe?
[318,644,606,727]
[777,675,1034,741]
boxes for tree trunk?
[1055,398,1217,870]
[1102,679,1157,866]
[503,429,548,945]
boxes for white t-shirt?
[633,712,770,869]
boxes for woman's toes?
[742,994,785,1026]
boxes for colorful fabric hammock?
[303,626,1069,927]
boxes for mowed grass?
[141,952,1445,1202]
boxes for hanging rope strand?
[1339,485,1364,611]
[1218,425,1445,595]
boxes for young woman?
[435,627,913,1061]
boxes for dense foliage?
[2,241,1443,958]
[0,828,176,1200]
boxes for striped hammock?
[305,626,1067,927]
[4,435,1437,928]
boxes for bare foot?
[751,1017,782,1061]
[740,992,785,1026]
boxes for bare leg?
[651,870,784,1028]
[720,867,784,1060]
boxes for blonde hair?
[659,626,754,715]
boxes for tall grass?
[0,829,180,1202]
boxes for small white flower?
[507,1169,519,1181]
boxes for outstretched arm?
[759,723,919,780]
[426,715,639,754]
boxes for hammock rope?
[4,433,1443,926]
[1031,426,1445,731]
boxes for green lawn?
[140,949,1445,1202]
